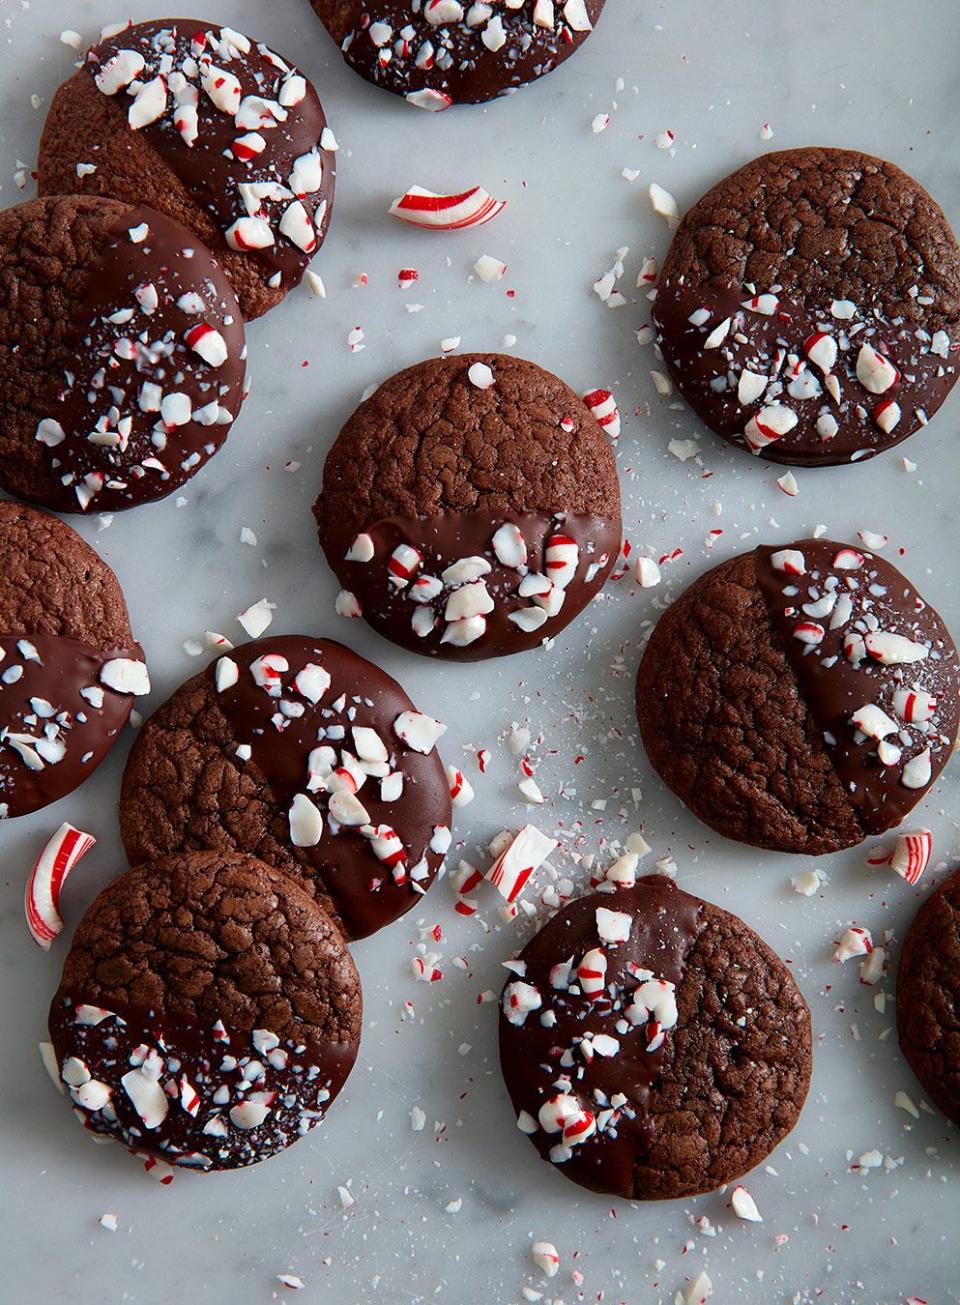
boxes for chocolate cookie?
[0,499,148,818]
[38,19,335,319]
[43,849,361,1172]
[653,148,960,466]
[0,195,246,514]
[119,635,451,939]
[498,876,811,1199]
[636,540,959,855]
[314,354,621,659]
[308,0,603,110]
[896,867,960,1127]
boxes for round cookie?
[38,19,335,319]
[498,875,811,1199]
[896,867,960,1127]
[120,635,452,939]
[308,0,604,111]
[636,539,959,855]
[653,148,960,466]
[0,499,149,818]
[0,195,246,513]
[313,353,622,660]
[44,850,361,1172]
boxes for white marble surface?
[1,1,959,1301]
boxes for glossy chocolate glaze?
[0,633,144,818]
[319,510,621,660]
[48,989,358,1171]
[35,203,246,512]
[211,636,452,938]
[756,539,960,833]
[654,282,957,466]
[498,877,703,1198]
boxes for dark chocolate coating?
[896,866,960,1127]
[498,877,812,1199]
[0,195,246,513]
[314,353,622,660]
[47,850,361,1171]
[38,19,335,319]
[120,636,452,939]
[636,540,959,855]
[653,148,960,465]
[309,0,605,110]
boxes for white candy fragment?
[394,710,447,753]
[502,981,542,1027]
[730,1184,763,1222]
[100,658,150,696]
[648,182,679,225]
[531,1242,560,1277]
[238,598,275,638]
[856,342,899,394]
[595,906,632,944]
[289,794,323,847]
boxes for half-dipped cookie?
[38,19,335,319]
[43,850,361,1173]
[653,148,960,466]
[0,195,246,513]
[636,540,959,855]
[120,636,451,939]
[314,354,621,659]
[308,0,604,111]
[498,876,812,1199]
[0,500,148,818]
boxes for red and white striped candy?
[388,543,422,587]
[864,630,929,665]
[405,88,454,112]
[394,710,446,754]
[576,947,607,1000]
[491,523,527,568]
[502,981,542,1026]
[279,200,318,253]
[184,323,228,368]
[890,828,933,884]
[366,824,406,868]
[793,621,824,646]
[231,131,265,161]
[294,662,331,704]
[832,547,865,570]
[388,184,506,230]
[873,398,902,434]
[250,653,289,691]
[225,216,275,251]
[582,387,621,438]
[893,688,937,723]
[446,764,475,807]
[595,906,632,944]
[545,534,579,589]
[24,823,96,949]
[742,292,779,315]
[531,1243,560,1277]
[335,589,362,618]
[850,703,898,741]
[562,1109,596,1147]
[770,548,806,576]
[95,48,146,95]
[485,824,557,902]
[744,404,798,451]
[803,330,838,373]
[833,925,873,963]
[856,342,899,394]
[538,1092,581,1133]
[201,64,242,114]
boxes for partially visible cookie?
[653,148,960,465]
[38,19,335,319]
[309,0,604,111]
[0,499,149,818]
[0,195,246,513]
[896,867,960,1127]
[636,540,959,855]
[498,876,812,1199]
[314,353,621,659]
[44,850,362,1172]
[120,636,452,939]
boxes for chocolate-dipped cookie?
[43,850,361,1173]
[498,876,811,1199]
[120,636,451,939]
[314,354,621,660]
[38,19,335,319]
[653,148,960,466]
[0,195,246,514]
[636,540,959,855]
[0,500,149,817]
[896,866,960,1128]
[308,0,604,111]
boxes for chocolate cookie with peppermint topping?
[38,19,335,319]
[636,540,959,855]
[653,148,960,465]
[0,499,149,818]
[43,850,361,1174]
[0,195,246,513]
[119,636,452,939]
[498,876,811,1199]
[309,0,604,110]
[314,354,621,659]
[896,866,960,1127]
